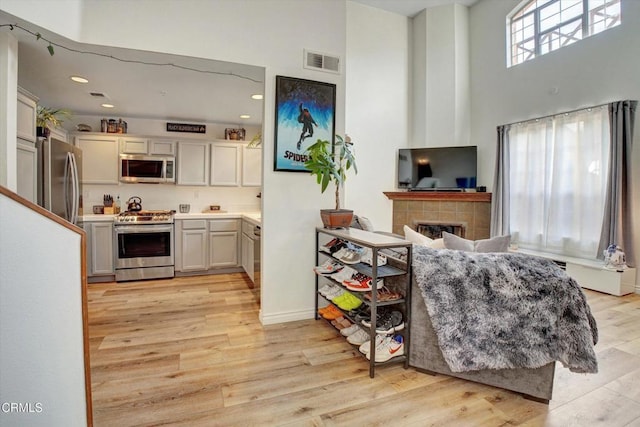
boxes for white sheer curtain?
[508,107,610,258]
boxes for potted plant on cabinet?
[36,106,71,138]
[304,134,357,228]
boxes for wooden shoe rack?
[314,227,412,378]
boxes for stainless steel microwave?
[119,154,175,183]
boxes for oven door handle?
[114,224,174,234]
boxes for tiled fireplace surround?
[384,192,492,241]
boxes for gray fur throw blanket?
[413,245,598,374]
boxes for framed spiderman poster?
[273,75,336,172]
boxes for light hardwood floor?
[88,274,640,426]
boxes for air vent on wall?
[304,49,341,74]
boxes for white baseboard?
[259,308,315,325]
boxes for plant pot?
[36,126,50,138]
[320,209,354,229]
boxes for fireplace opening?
[413,221,467,239]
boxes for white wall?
[0,32,17,191]
[469,0,640,278]
[0,196,87,426]
[1,0,348,324]
[344,2,410,232]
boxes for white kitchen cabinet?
[175,218,240,272]
[176,219,208,271]
[210,142,241,186]
[242,144,262,187]
[177,141,209,186]
[149,139,176,155]
[16,141,37,203]
[17,88,37,143]
[208,219,239,268]
[83,221,115,278]
[241,220,257,283]
[75,134,119,184]
[119,136,149,154]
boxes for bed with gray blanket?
[409,245,599,402]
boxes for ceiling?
[5,1,476,130]
[354,0,478,17]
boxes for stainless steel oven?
[114,211,175,281]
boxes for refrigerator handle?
[64,152,71,221]
[70,153,79,225]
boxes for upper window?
[508,0,621,67]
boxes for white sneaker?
[360,248,387,267]
[358,334,386,354]
[330,266,357,283]
[339,249,362,264]
[314,259,344,275]
[319,283,339,297]
[346,329,370,345]
[340,324,361,337]
[366,334,404,362]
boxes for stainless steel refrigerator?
[36,138,83,225]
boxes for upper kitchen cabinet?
[242,144,262,187]
[75,134,119,184]
[210,142,241,187]
[177,141,209,186]
[17,88,37,143]
[120,137,176,156]
[119,136,148,154]
[149,139,176,156]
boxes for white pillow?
[442,231,511,253]
[430,238,445,249]
[404,225,433,246]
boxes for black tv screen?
[397,146,477,190]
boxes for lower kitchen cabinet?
[83,221,115,280]
[176,220,208,271]
[209,219,239,267]
[175,218,240,273]
[16,140,37,203]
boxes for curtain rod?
[502,102,610,128]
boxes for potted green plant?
[36,106,71,137]
[304,134,357,228]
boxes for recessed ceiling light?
[70,76,89,83]
[240,114,251,119]
[101,103,115,108]
[251,94,263,100]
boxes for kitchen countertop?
[81,212,261,226]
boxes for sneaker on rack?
[332,292,362,311]
[339,248,363,265]
[326,288,345,301]
[360,307,389,328]
[360,248,388,267]
[320,305,344,320]
[320,238,346,254]
[366,334,404,362]
[344,274,384,292]
[346,329,370,345]
[375,310,405,334]
[319,283,339,297]
[358,334,386,354]
[340,323,361,337]
[314,259,344,275]
[330,266,357,283]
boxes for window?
[508,107,610,258]
[508,0,621,67]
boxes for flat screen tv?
[397,146,477,191]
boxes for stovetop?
[115,210,175,224]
